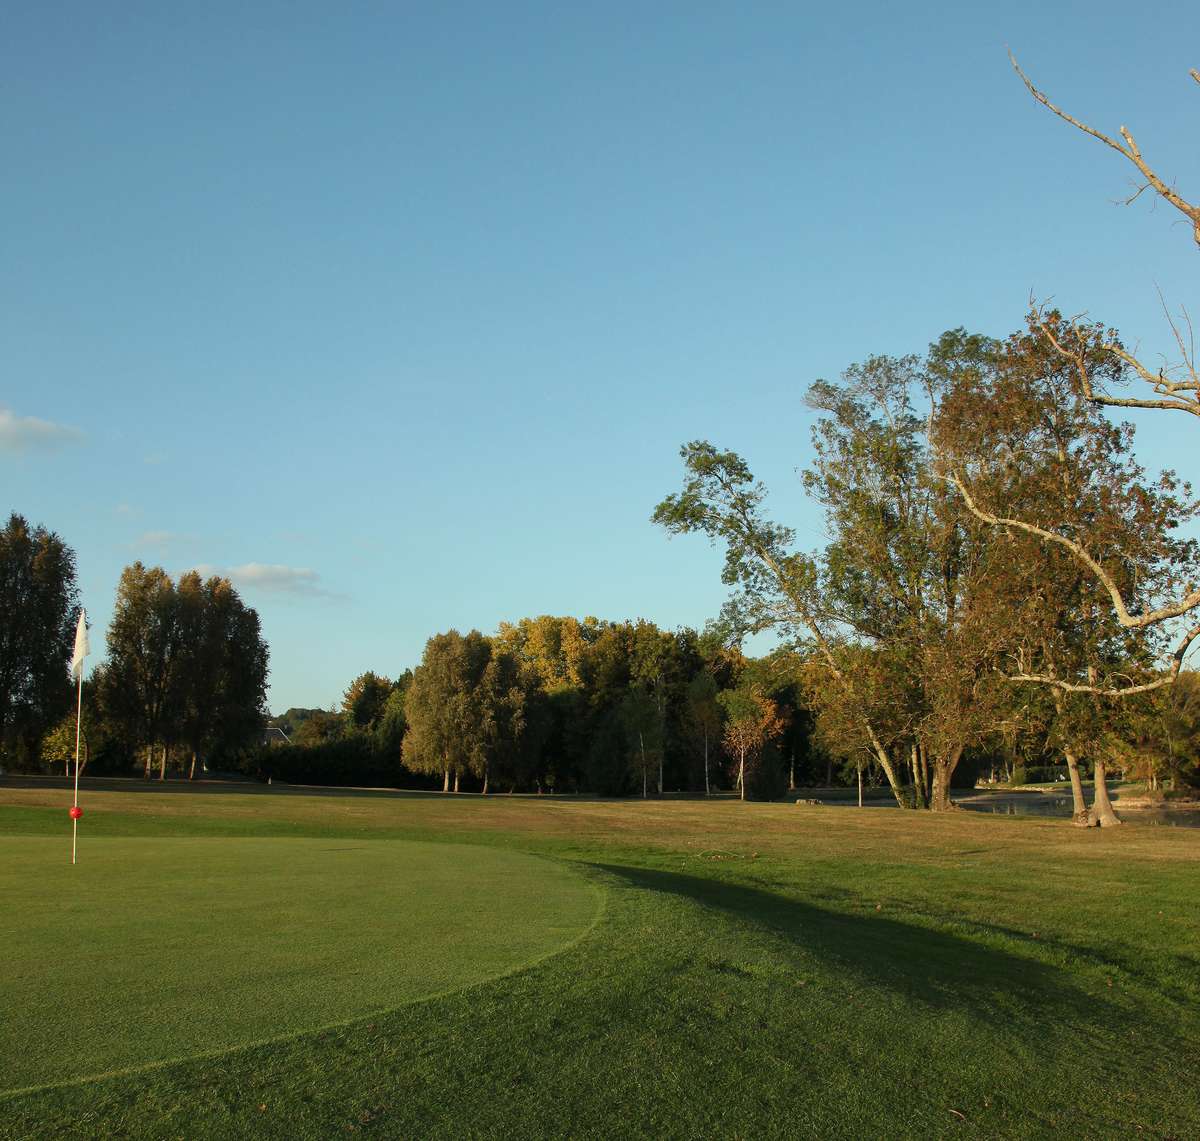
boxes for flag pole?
[68,607,89,865]
[72,670,83,865]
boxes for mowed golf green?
[0,835,599,1093]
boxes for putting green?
[0,836,600,1093]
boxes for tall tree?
[402,630,492,792]
[654,444,911,807]
[618,682,663,799]
[100,563,180,778]
[935,318,1198,823]
[655,340,1021,812]
[0,514,79,767]
[954,58,1200,693]
[474,648,527,794]
[199,576,269,772]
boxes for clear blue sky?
[4,1,1197,712]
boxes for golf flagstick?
[69,609,89,864]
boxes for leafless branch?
[1032,301,1200,416]
[1007,618,1200,696]
[1011,52,1200,247]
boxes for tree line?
[7,59,1199,816]
[256,616,823,798]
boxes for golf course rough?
[0,836,601,1093]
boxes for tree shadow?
[591,862,1117,1028]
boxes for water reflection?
[956,792,1200,828]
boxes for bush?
[253,735,408,789]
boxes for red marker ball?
[69,806,83,820]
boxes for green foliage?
[618,682,664,797]
[341,671,394,732]
[0,514,79,768]
[253,734,413,789]
[100,564,268,774]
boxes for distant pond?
[820,788,1200,827]
[953,790,1200,828]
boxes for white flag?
[71,609,90,681]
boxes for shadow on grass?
[593,862,1111,1024]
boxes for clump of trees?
[652,59,1200,824]
[0,525,270,778]
[654,323,1198,821]
[254,614,827,798]
[393,616,816,797]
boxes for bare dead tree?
[1011,53,1200,249]
[1011,55,1200,415]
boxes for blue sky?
[4,1,1197,712]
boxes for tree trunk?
[453,770,460,793]
[658,751,663,796]
[482,765,489,796]
[825,756,833,786]
[189,752,197,781]
[917,743,932,805]
[857,763,863,808]
[159,744,167,781]
[866,736,908,809]
[1091,757,1122,827]
[789,750,795,791]
[704,728,710,796]
[639,731,647,799]
[929,745,963,812]
[739,749,746,802]
[442,768,450,793]
[144,745,152,780]
[909,743,926,809]
[1063,749,1093,827]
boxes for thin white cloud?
[189,562,341,599]
[135,530,178,549]
[0,408,84,454]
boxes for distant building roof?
[261,726,291,746]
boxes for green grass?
[1,782,1198,1138]
[1,836,598,1093]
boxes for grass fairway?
[1,783,1199,1138]
[0,836,599,1094]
